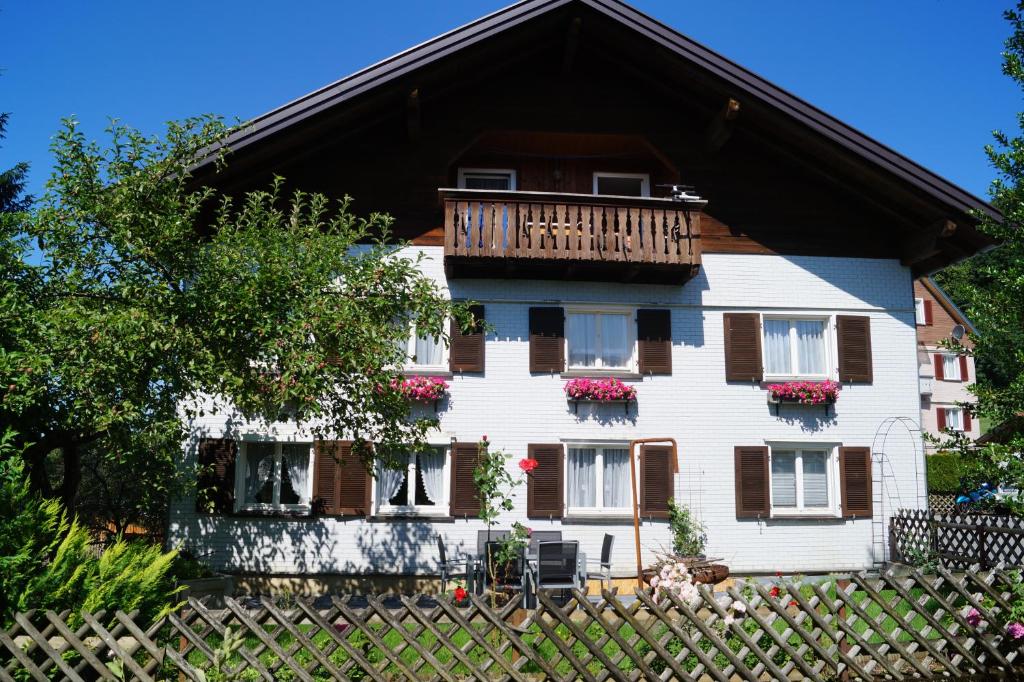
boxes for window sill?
[562,514,635,524]
[402,369,452,378]
[561,371,642,380]
[232,508,313,519]
[369,513,454,523]
[761,377,834,385]
[768,513,843,522]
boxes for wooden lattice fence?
[890,508,1024,569]
[3,565,1024,681]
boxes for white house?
[166,0,996,580]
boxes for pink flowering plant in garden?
[563,377,637,402]
[971,568,1024,647]
[766,380,840,405]
[392,375,449,402]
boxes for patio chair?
[586,534,614,592]
[535,541,580,602]
[484,541,525,593]
[436,535,468,594]
[476,529,510,557]
[528,530,562,555]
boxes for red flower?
[519,458,539,473]
[769,586,780,598]
[789,600,798,607]
[481,435,488,442]
[775,571,782,577]
[454,586,467,602]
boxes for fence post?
[979,525,989,569]
[929,514,939,559]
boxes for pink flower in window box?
[563,377,637,402]
[766,380,840,405]
[391,375,449,402]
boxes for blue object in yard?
[955,482,997,511]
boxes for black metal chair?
[476,529,510,558]
[484,541,525,593]
[436,535,468,594]
[528,530,562,555]
[586,534,614,592]
[536,541,580,603]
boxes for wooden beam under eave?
[561,17,582,76]
[704,98,741,153]
[406,89,421,142]
[900,219,958,266]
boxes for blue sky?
[1,1,1019,201]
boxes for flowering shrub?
[766,380,840,405]
[519,458,539,473]
[648,560,701,605]
[563,377,637,402]
[971,569,1024,647]
[392,375,449,401]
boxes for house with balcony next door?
[167,0,998,580]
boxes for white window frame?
[564,443,633,516]
[592,172,650,197]
[914,298,926,325]
[767,443,841,518]
[234,441,313,513]
[375,447,450,515]
[405,324,449,373]
[941,353,962,381]
[761,315,834,381]
[943,407,965,432]
[457,168,517,191]
[564,306,638,373]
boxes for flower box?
[564,378,636,414]
[393,375,449,408]
[766,380,839,415]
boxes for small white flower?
[732,601,747,613]
[650,576,660,588]
[723,615,734,626]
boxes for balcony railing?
[440,189,702,284]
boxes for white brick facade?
[168,251,928,576]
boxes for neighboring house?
[914,278,979,448]
[167,0,997,577]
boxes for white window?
[457,168,516,191]
[236,442,312,511]
[763,317,829,378]
[376,447,448,514]
[944,407,964,432]
[941,354,961,381]
[914,298,926,325]
[566,309,635,370]
[405,326,447,370]
[593,172,650,197]
[769,446,838,516]
[566,446,631,514]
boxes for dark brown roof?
[201,0,998,223]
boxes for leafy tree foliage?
[0,111,31,213]
[0,115,469,527]
[931,3,1024,508]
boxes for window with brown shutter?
[934,353,945,380]
[637,309,672,375]
[936,407,947,431]
[527,444,564,518]
[450,304,485,372]
[959,355,969,382]
[923,300,934,325]
[313,441,370,516]
[449,442,482,516]
[734,446,769,518]
[196,438,237,513]
[639,445,673,519]
[839,446,872,518]
[529,307,564,372]
[723,313,762,381]
[836,315,872,382]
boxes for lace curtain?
[764,320,791,374]
[602,449,630,508]
[377,461,406,505]
[599,315,630,368]
[414,332,445,366]
[245,444,275,503]
[282,444,310,505]
[419,449,446,505]
[568,448,596,507]
[795,321,825,375]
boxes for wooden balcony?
[441,189,702,284]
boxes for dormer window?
[593,172,649,197]
[457,168,516,191]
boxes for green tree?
[931,3,1024,508]
[0,115,471,523]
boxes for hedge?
[926,453,969,493]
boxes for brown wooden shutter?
[196,438,237,513]
[637,309,672,375]
[450,304,485,372]
[527,444,564,518]
[836,315,873,383]
[639,445,673,519]
[734,446,769,518]
[313,441,370,516]
[840,446,872,518]
[723,313,762,381]
[450,442,482,516]
[959,355,969,382]
[923,299,934,325]
[529,307,564,372]
[934,353,945,380]
[963,410,973,432]
[936,407,947,431]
